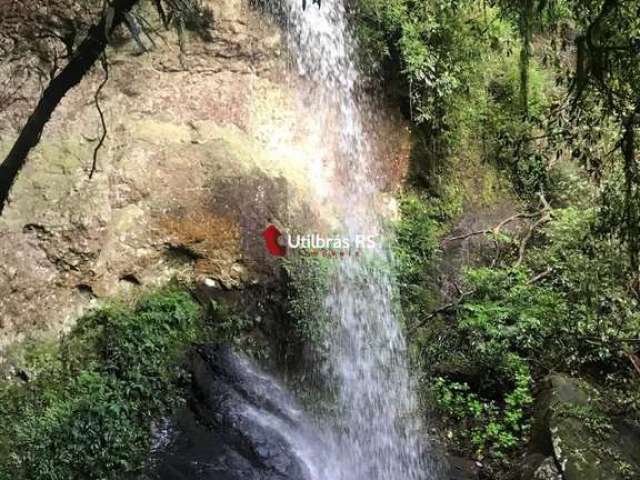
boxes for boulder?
[524,373,640,480]
[446,456,480,479]
[515,453,562,480]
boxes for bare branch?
[409,264,556,334]
[89,54,109,179]
[443,211,540,244]
[0,0,141,214]
[516,192,552,266]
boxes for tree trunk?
[519,0,534,118]
[0,0,140,215]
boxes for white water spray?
[261,1,441,478]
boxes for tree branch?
[516,193,552,266]
[629,352,640,377]
[444,192,552,268]
[409,259,555,334]
[0,0,141,215]
[443,211,539,244]
[89,54,109,179]
[407,290,475,335]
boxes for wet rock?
[525,374,640,480]
[446,456,480,479]
[147,345,322,480]
[0,0,289,349]
[0,0,412,351]
[530,457,562,480]
[514,454,561,480]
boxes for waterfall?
[273,1,440,479]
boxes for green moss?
[393,189,461,323]
[38,138,91,173]
[282,254,333,349]
[0,288,204,480]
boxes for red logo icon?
[262,225,287,257]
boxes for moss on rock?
[531,374,640,480]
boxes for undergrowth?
[0,288,204,480]
[395,192,640,467]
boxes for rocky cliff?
[0,0,409,350]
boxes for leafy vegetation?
[355,0,560,197]
[395,192,640,469]
[0,288,204,480]
[364,0,640,470]
[394,191,460,320]
[359,0,640,471]
[433,357,533,459]
[282,254,334,349]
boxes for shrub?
[395,185,639,464]
[433,354,533,459]
[0,289,203,480]
[422,207,639,461]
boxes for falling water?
[266,1,439,479]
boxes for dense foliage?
[395,191,639,470]
[283,255,333,348]
[356,0,487,173]
[0,289,204,480]
[366,0,640,473]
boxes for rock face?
[0,0,413,350]
[446,456,480,480]
[518,374,640,480]
[0,0,291,348]
[146,345,326,480]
